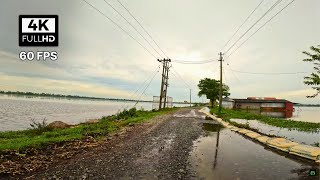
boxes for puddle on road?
[189,122,319,180]
[202,123,224,132]
[230,119,320,145]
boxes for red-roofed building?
[231,97,294,118]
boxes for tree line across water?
[0,90,201,104]
[0,90,151,102]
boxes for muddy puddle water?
[230,119,320,145]
[189,121,319,180]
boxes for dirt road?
[9,108,319,179]
[13,108,202,179]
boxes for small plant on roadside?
[29,118,52,135]
[311,142,320,147]
[116,107,137,120]
[29,118,48,129]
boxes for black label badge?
[309,169,317,176]
[19,15,58,46]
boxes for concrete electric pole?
[158,59,171,110]
[163,61,171,108]
[189,89,192,107]
[218,52,223,113]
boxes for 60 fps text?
[19,51,58,61]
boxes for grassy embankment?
[210,107,320,132]
[0,108,178,152]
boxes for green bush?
[28,118,53,136]
[116,107,137,120]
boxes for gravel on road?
[14,108,205,180]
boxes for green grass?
[210,107,320,132]
[0,108,178,152]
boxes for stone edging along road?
[199,108,320,164]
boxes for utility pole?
[163,61,171,108]
[158,60,165,110]
[158,59,171,110]
[189,89,192,107]
[218,52,223,113]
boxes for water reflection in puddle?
[230,119,320,145]
[202,123,224,132]
[189,121,319,180]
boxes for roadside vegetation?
[0,107,178,152]
[197,78,230,108]
[210,107,320,132]
[301,45,320,98]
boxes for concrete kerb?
[199,108,320,163]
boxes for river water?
[291,106,320,123]
[0,95,319,132]
[0,94,190,132]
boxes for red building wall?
[285,101,294,118]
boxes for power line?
[224,0,283,55]
[82,0,157,59]
[131,65,161,99]
[226,0,297,59]
[116,0,169,58]
[171,68,190,89]
[225,66,241,82]
[169,70,189,89]
[229,68,309,75]
[221,0,266,51]
[171,59,218,64]
[170,68,188,89]
[134,67,160,107]
[119,65,160,111]
[222,68,228,84]
[103,0,163,58]
[171,66,192,89]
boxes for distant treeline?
[294,103,320,107]
[0,90,203,104]
[0,90,152,102]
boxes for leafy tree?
[197,78,230,107]
[303,45,320,98]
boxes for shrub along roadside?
[210,107,320,132]
[0,107,178,152]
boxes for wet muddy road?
[14,108,319,179]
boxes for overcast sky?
[0,0,319,103]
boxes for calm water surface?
[292,106,320,123]
[0,95,189,132]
